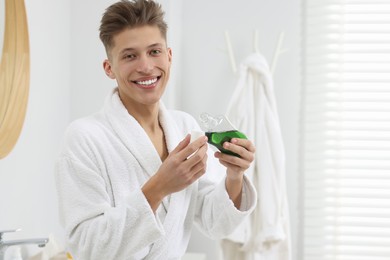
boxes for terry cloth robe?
[222,53,292,260]
[55,88,257,260]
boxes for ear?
[167,48,172,65]
[103,59,116,79]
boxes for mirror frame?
[0,0,30,159]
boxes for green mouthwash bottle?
[199,113,247,157]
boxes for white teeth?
[136,78,157,85]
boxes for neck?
[123,101,160,133]
[118,93,167,161]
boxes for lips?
[132,76,161,89]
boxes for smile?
[132,76,161,89]
[136,78,157,85]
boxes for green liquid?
[205,130,247,157]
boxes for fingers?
[171,134,191,154]
[231,138,256,154]
[177,135,208,161]
[215,138,255,171]
[171,143,208,189]
[185,143,208,168]
[190,166,207,183]
[154,134,209,196]
[182,151,208,185]
[223,138,255,161]
[216,151,251,171]
[172,135,208,177]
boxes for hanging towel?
[222,53,292,260]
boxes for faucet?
[0,229,49,260]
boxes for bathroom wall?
[0,0,70,256]
[0,0,301,259]
[68,0,115,120]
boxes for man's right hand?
[142,134,208,212]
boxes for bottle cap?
[199,113,236,132]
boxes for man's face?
[104,25,172,108]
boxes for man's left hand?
[214,138,256,180]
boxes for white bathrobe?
[55,88,257,260]
[223,53,291,260]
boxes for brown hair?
[99,0,168,55]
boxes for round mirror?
[0,0,30,159]
[0,2,4,62]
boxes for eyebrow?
[119,43,165,56]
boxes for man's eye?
[150,50,161,55]
[124,54,135,59]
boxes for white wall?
[68,0,116,121]
[0,0,70,257]
[0,0,301,259]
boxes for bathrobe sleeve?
[194,171,257,239]
[55,122,165,260]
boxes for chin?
[140,96,162,106]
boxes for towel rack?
[224,29,288,75]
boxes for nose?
[136,55,154,74]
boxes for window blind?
[301,1,390,260]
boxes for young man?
[55,0,257,259]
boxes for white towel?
[222,53,292,260]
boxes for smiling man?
[55,1,257,259]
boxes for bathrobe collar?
[103,88,192,258]
[103,88,178,177]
